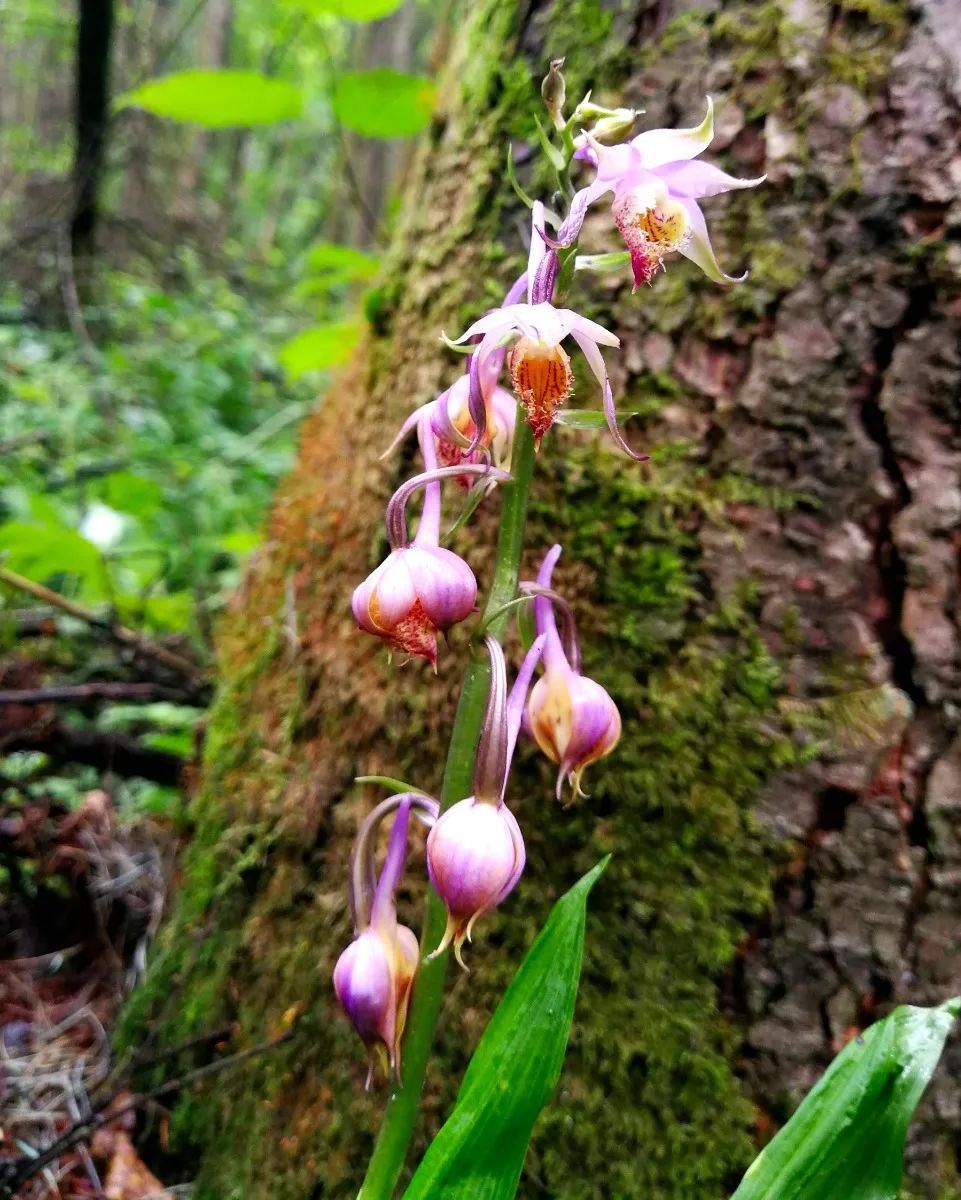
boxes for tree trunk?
[120,1,961,1197]
[71,0,115,256]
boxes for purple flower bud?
[351,544,477,667]
[426,636,544,967]
[527,668,621,799]
[333,797,422,1085]
[426,797,525,969]
[524,545,621,798]
[333,922,419,1086]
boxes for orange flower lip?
[508,337,573,445]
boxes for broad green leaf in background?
[117,70,303,128]
[284,0,403,19]
[402,858,608,1200]
[306,242,381,284]
[332,70,436,138]
[732,998,959,1200]
[278,321,361,379]
[0,521,106,601]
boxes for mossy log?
[120,1,961,1196]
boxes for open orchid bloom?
[426,634,545,968]
[447,206,642,459]
[333,797,423,1087]
[382,371,517,485]
[523,545,621,800]
[546,97,765,289]
[352,415,510,666]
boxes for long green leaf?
[402,858,608,1200]
[733,998,959,1200]
[117,70,303,127]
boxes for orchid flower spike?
[447,204,642,459]
[426,634,546,968]
[334,796,425,1087]
[549,97,765,289]
[523,545,621,800]
[352,416,510,666]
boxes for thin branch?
[3,724,185,787]
[0,1030,294,1198]
[0,567,206,689]
[0,682,190,705]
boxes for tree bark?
[71,0,115,256]
[120,2,961,1197]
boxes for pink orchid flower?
[551,97,765,289]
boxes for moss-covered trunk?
[121,1,961,1196]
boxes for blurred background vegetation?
[1,0,436,822]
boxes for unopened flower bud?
[334,796,424,1086]
[426,636,544,967]
[587,108,637,143]
[333,922,419,1085]
[524,545,621,798]
[541,58,566,129]
[426,796,525,969]
[352,544,476,666]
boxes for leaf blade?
[402,858,609,1200]
[117,70,303,128]
[732,998,959,1200]
[332,69,436,138]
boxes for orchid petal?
[447,309,516,344]
[369,798,411,931]
[678,198,747,284]
[380,399,434,460]
[540,176,613,249]
[657,158,766,200]
[527,202,549,304]
[570,330,648,462]
[631,96,714,169]
[565,310,620,349]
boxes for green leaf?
[575,251,632,273]
[332,70,436,138]
[284,0,402,19]
[0,521,105,599]
[554,408,641,429]
[100,471,163,518]
[732,998,959,1200]
[278,321,360,379]
[305,242,380,283]
[402,858,609,1200]
[117,70,303,128]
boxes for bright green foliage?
[306,243,381,284]
[333,70,437,138]
[733,1001,959,1200]
[117,70,304,127]
[285,0,404,19]
[278,320,362,378]
[403,860,608,1200]
[0,270,319,640]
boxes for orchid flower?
[333,796,426,1087]
[523,545,621,799]
[352,415,510,666]
[548,97,765,289]
[383,370,517,485]
[426,634,545,968]
[447,204,643,460]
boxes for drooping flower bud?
[540,58,566,129]
[523,545,621,799]
[352,417,510,665]
[334,797,425,1086]
[426,635,545,967]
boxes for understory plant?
[333,61,957,1200]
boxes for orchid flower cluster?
[337,66,763,1087]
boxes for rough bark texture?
[120,1,961,1197]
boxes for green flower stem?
[356,420,536,1200]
